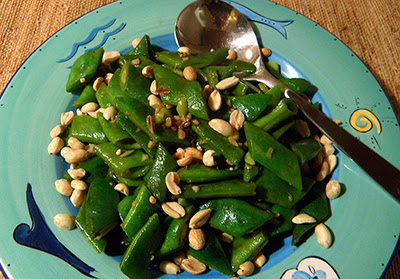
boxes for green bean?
[177,164,241,183]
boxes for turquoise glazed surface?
[0,0,399,278]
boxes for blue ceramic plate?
[1,0,399,278]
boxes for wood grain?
[0,0,399,278]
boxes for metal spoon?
[175,0,400,203]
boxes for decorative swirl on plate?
[84,22,126,53]
[226,1,293,38]
[13,184,96,278]
[350,109,382,134]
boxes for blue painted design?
[84,22,126,53]
[292,270,326,279]
[57,19,116,63]
[13,184,96,278]
[227,1,293,38]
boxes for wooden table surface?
[0,0,399,278]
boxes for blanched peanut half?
[67,168,86,180]
[132,38,141,48]
[93,77,104,91]
[48,137,64,154]
[159,261,181,274]
[68,137,85,150]
[292,213,317,224]
[323,143,335,157]
[162,202,186,219]
[216,76,239,90]
[55,179,73,196]
[114,183,129,196]
[295,119,311,138]
[325,180,341,199]
[81,102,99,114]
[53,214,76,230]
[173,250,186,266]
[316,160,330,182]
[226,49,237,60]
[261,47,272,57]
[50,124,65,138]
[103,51,120,64]
[60,147,91,164]
[71,179,88,190]
[320,134,333,145]
[70,189,86,207]
[188,228,206,250]
[181,258,206,275]
[208,90,222,112]
[104,73,113,85]
[253,252,267,268]
[218,232,234,243]
[184,147,203,162]
[177,156,192,167]
[61,111,74,125]
[209,118,235,137]
[202,149,216,167]
[103,106,117,121]
[177,46,191,56]
[183,66,197,81]
[229,109,245,130]
[237,261,255,276]
[189,208,212,229]
[165,172,182,195]
[148,95,162,108]
[150,80,158,95]
[315,223,332,248]
[142,65,154,79]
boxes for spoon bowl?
[175,0,400,203]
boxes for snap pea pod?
[122,185,158,240]
[114,96,189,145]
[94,142,153,179]
[104,68,132,107]
[192,118,244,166]
[230,93,272,122]
[122,35,152,59]
[117,195,136,222]
[120,213,161,279]
[75,178,120,239]
[119,62,152,103]
[272,121,295,140]
[232,80,248,96]
[155,204,195,258]
[262,84,282,110]
[153,64,209,120]
[292,185,331,245]
[95,82,113,108]
[97,112,137,149]
[252,98,298,132]
[255,168,315,208]
[245,121,303,190]
[269,205,297,237]
[203,59,256,81]
[178,179,256,199]
[290,138,322,165]
[188,231,234,277]
[63,156,109,184]
[230,229,269,271]
[154,49,228,69]
[114,112,156,158]
[243,163,259,183]
[111,170,147,187]
[204,67,219,88]
[70,115,108,144]
[146,143,177,202]
[73,85,97,108]
[201,199,275,237]
[177,164,241,183]
[66,47,104,92]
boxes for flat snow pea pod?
[269,205,297,237]
[204,67,219,88]
[73,85,97,108]
[95,82,113,108]
[75,178,120,239]
[122,185,158,240]
[255,168,315,208]
[290,138,322,165]
[204,59,256,81]
[177,164,241,183]
[232,81,248,96]
[64,156,109,184]
[155,204,195,258]
[123,34,152,59]
[231,93,272,122]
[292,184,331,245]
[70,115,108,144]
[179,179,256,199]
[188,231,234,277]
[243,163,259,183]
[94,142,153,178]
[154,49,229,69]
[230,229,269,271]
[245,121,302,190]
[153,65,209,120]
[97,112,136,149]
[192,119,244,166]
[105,68,131,106]
[279,77,312,95]
[119,62,152,103]
[66,47,104,92]
[114,97,189,145]
[118,195,136,222]
[114,112,156,158]
[146,143,177,202]
[263,84,282,110]
[201,199,275,237]
[120,213,162,279]
[252,98,298,132]
[111,171,146,187]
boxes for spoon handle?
[286,89,400,203]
